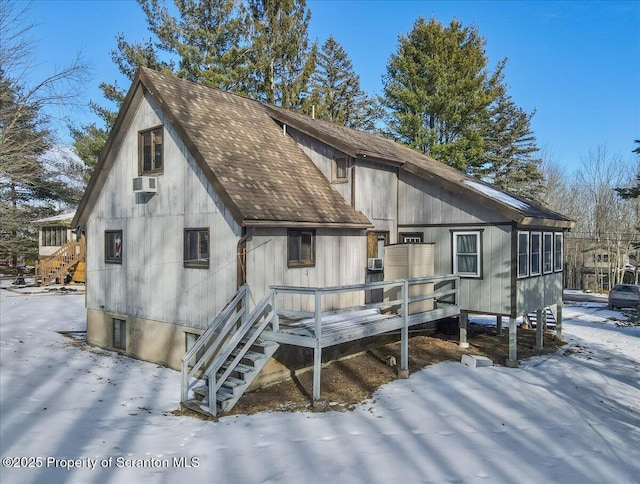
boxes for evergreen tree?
[0,72,59,264]
[615,140,640,200]
[247,0,316,109]
[382,17,505,172]
[1,0,88,265]
[478,91,544,199]
[303,35,380,131]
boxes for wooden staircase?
[35,236,86,286]
[181,285,280,417]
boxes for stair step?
[246,338,279,354]
[181,399,215,418]
[230,349,268,365]
[219,362,255,380]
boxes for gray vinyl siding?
[86,92,241,330]
[245,228,367,312]
[516,269,563,315]
[417,225,513,315]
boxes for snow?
[463,180,530,211]
[1,285,639,483]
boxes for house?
[580,244,638,290]
[32,212,85,285]
[72,68,574,414]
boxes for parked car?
[608,284,640,310]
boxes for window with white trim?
[517,231,529,278]
[453,231,481,277]
[543,232,553,274]
[530,232,541,276]
[400,232,424,243]
[554,232,563,272]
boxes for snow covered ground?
[1,285,639,484]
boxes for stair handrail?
[203,288,276,407]
[181,284,249,402]
[36,237,85,284]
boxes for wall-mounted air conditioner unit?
[368,257,383,271]
[133,176,157,194]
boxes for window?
[517,231,529,278]
[184,228,209,268]
[332,156,348,182]
[554,232,563,272]
[42,226,67,246]
[400,232,424,243]
[288,229,315,267]
[530,232,541,276]
[139,126,163,174]
[113,318,126,350]
[105,230,123,264]
[453,231,481,277]
[543,232,553,274]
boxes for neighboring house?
[32,212,85,285]
[580,245,638,290]
[72,68,574,413]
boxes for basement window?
[184,228,210,268]
[288,229,315,267]
[113,318,126,350]
[139,126,163,174]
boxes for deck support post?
[536,309,544,349]
[399,280,409,379]
[459,312,469,349]
[312,291,323,404]
[555,302,563,338]
[496,315,503,336]
[507,317,518,367]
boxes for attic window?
[139,126,163,174]
[288,229,315,268]
[332,156,348,183]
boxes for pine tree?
[1,0,89,265]
[382,17,504,172]
[303,35,380,131]
[246,0,316,109]
[0,72,58,264]
[615,140,640,200]
[478,91,544,199]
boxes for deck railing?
[35,236,86,285]
[270,274,460,401]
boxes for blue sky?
[26,0,640,173]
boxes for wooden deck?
[261,303,461,348]
[182,275,462,414]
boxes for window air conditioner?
[368,257,383,271]
[133,176,157,194]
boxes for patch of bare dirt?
[226,324,566,416]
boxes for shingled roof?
[264,105,575,228]
[74,68,371,229]
[75,67,573,230]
